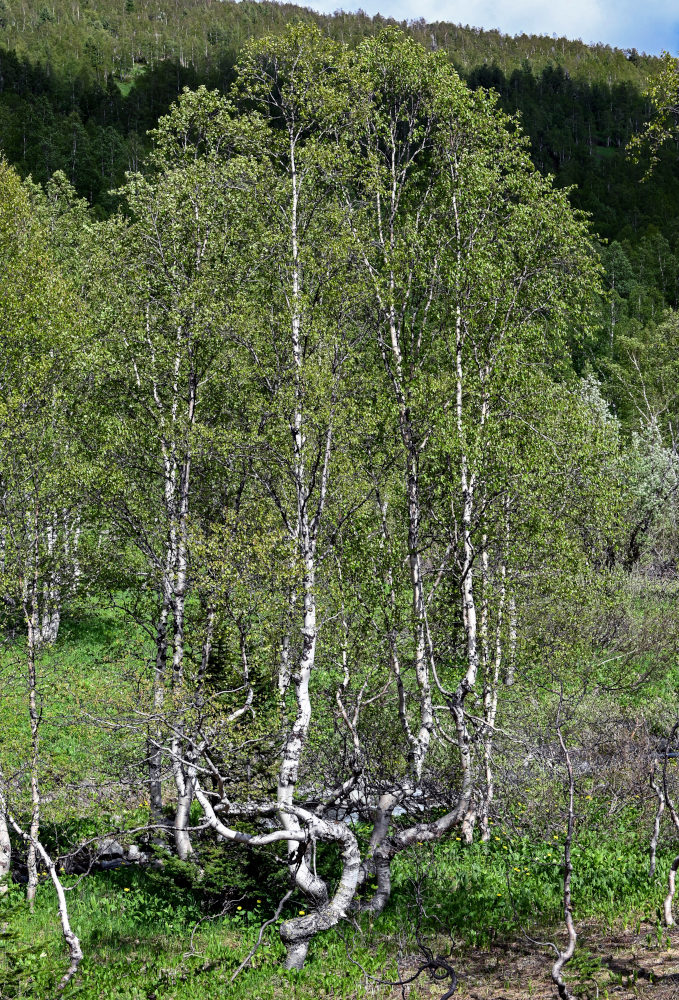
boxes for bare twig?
[551,711,577,1000]
[650,759,665,878]
[229,890,294,982]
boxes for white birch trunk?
[198,604,215,688]
[64,511,81,584]
[172,744,195,861]
[149,589,170,832]
[167,344,196,856]
[383,194,433,782]
[551,725,577,1000]
[278,587,297,700]
[479,547,506,841]
[7,811,83,988]
[649,761,665,878]
[171,451,191,685]
[665,860,679,926]
[0,764,10,892]
[661,751,679,926]
[145,311,197,857]
[40,521,61,646]
[450,302,480,824]
[275,129,328,910]
[279,811,360,969]
[24,561,41,911]
[505,595,517,686]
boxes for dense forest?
[4,9,679,1000]
[3,0,679,395]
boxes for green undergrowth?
[0,605,152,819]
[393,827,677,947]
[3,610,678,995]
[0,867,399,999]
[2,827,678,999]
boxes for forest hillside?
[3,10,679,1000]
[2,0,679,377]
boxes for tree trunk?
[148,594,170,833]
[649,761,665,878]
[0,764,11,892]
[7,811,83,988]
[275,130,328,908]
[172,747,194,861]
[479,548,506,841]
[40,521,61,645]
[551,724,577,1000]
[25,571,41,912]
[279,814,360,969]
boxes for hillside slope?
[0,0,661,88]
[0,0,678,379]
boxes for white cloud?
[306,0,679,55]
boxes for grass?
[1,868,406,998]
[394,826,676,944]
[0,604,153,822]
[3,610,679,997]
[2,826,679,999]
[114,64,148,98]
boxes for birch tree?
[0,158,84,906]
[0,761,10,894]
[86,133,263,856]
[25,26,618,972]
[225,29,374,966]
[149,26,611,966]
[324,28,604,908]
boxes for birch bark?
[0,763,10,892]
[23,539,41,912]
[275,126,329,913]
[7,811,83,988]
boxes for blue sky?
[305,0,679,56]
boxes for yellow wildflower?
[299,910,305,916]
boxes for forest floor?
[417,920,679,999]
[5,875,679,998]
[4,618,679,998]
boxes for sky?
[304,0,679,56]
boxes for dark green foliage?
[0,0,677,363]
[143,839,290,911]
[466,63,679,247]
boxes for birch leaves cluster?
[0,24,626,971]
